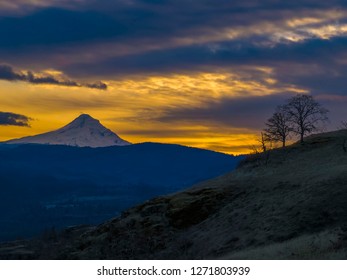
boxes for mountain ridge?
[0,141,242,242]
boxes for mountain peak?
[73,114,100,124]
[4,114,131,148]
[76,113,94,120]
[65,114,101,129]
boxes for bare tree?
[250,132,272,166]
[339,121,347,129]
[264,106,291,147]
[283,94,329,144]
[260,132,268,152]
[340,122,347,152]
[250,132,268,154]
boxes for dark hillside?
[1,130,347,259]
[0,143,240,241]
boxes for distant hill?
[0,142,241,242]
[2,129,347,259]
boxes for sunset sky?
[1,0,347,154]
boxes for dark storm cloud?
[0,112,31,127]
[64,36,347,86]
[265,38,347,96]
[62,39,272,77]
[0,8,126,49]
[0,0,345,51]
[156,94,293,129]
[1,0,347,97]
[85,81,108,90]
[0,64,24,80]
[0,64,107,90]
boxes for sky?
[1,0,347,154]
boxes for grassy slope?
[1,130,347,259]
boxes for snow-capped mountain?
[4,114,131,147]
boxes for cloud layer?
[1,0,347,153]
[0,112,31,126]
[0,64,107,90]
[2,0,347,88]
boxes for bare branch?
[264,105,291,147]
[283,94,329,144]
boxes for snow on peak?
[4,114,131,148]
[62,114,103,130]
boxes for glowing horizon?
[1,1,347,154]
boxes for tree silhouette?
[283,94,329,144]
[340,121,347,129]
[264,106,291,147]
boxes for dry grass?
[223,227,347,259]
